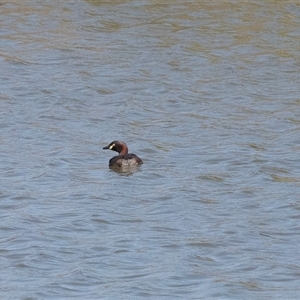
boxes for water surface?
[1,1,300,299]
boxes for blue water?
[1,1,300,299]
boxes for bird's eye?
[109,144,115,150]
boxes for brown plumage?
[103,140,143,168]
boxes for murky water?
[1,1,300,299]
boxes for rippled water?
[1,1,300,299]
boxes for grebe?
[103,140,143,168]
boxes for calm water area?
[1,1,300,299]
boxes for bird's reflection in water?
[109,165,141,176]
